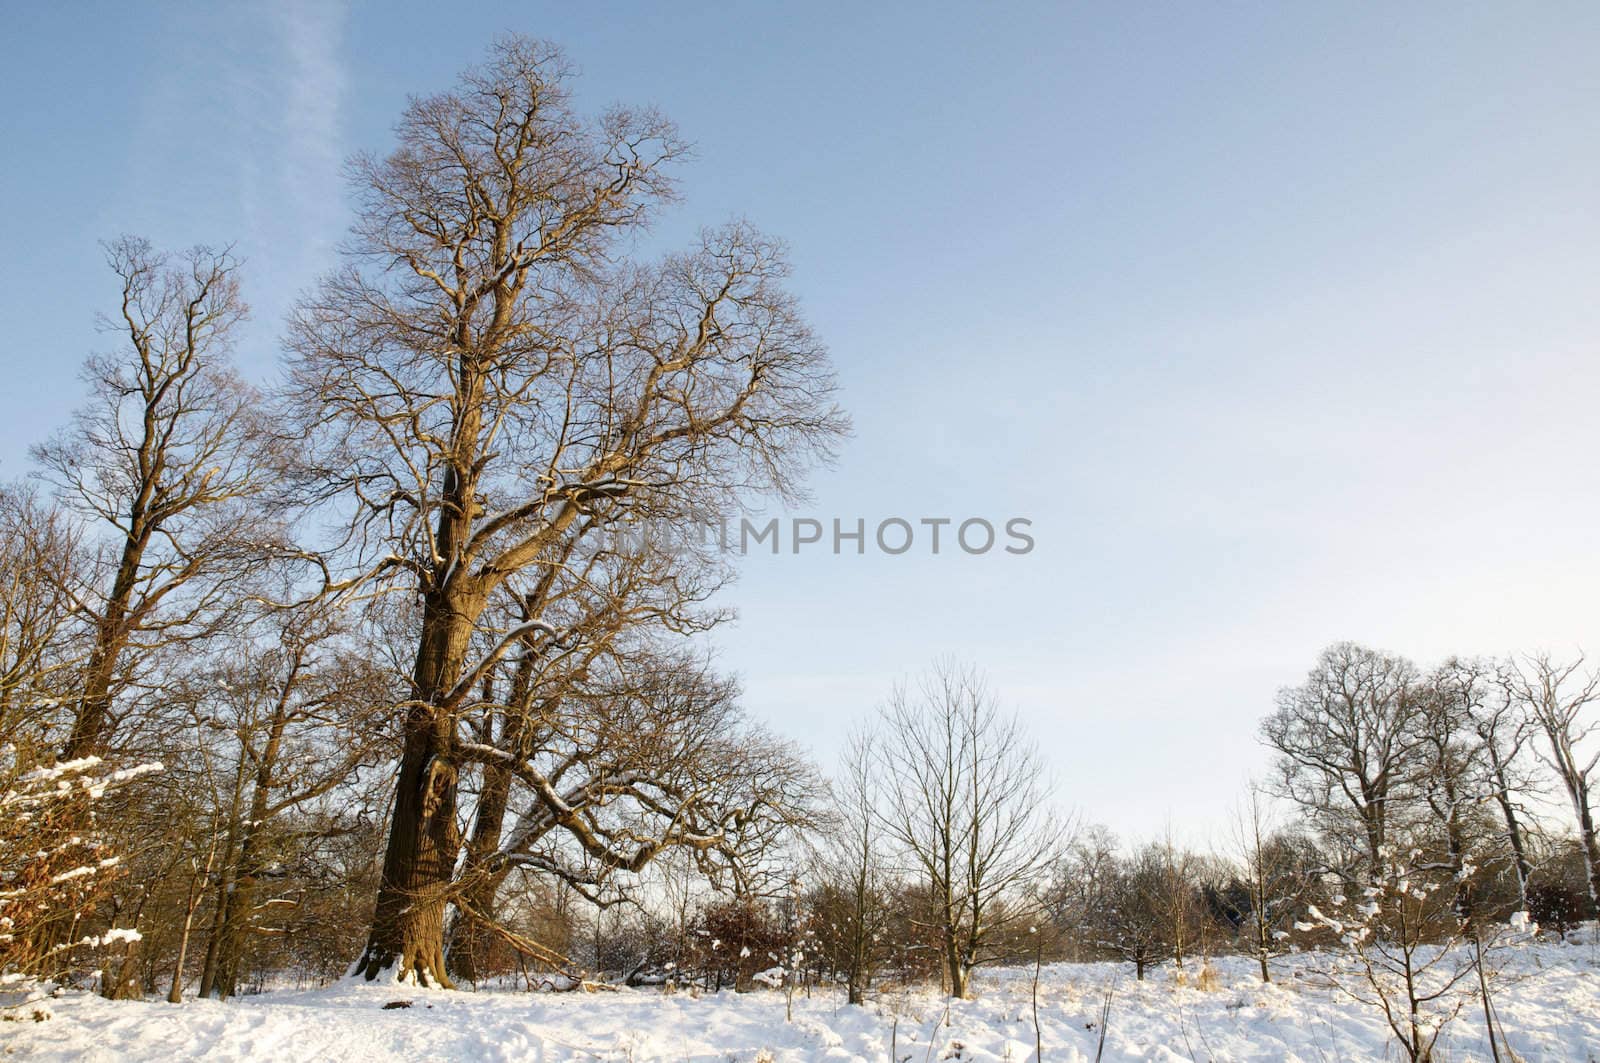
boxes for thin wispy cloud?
[272,0,348,273]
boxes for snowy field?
[5,942,1600,1062]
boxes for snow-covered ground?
[6,942,1600,1062]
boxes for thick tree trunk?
[213,821,272,997]
[355,585,482,987]
[1361,793,1386,881]
[62,633,121,761]
[211,869,253,998]
[354,720,461,986]
[37,599,135,967]
[1577,797,1600,913]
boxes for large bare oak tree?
[286,38,844,986]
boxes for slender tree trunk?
[62,527,146,760]
[198,736,254,998]
[445,758,515,984]
[167,839,216,1003]
[1255,894,1271,983]
[1031,938,1043,1063]
[446,662,529,984]
[1491,770,1532,911]
[845,863,869,1006]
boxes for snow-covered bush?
[0,750,160,984]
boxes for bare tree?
[1154,830,1202,973]
[1089,843,1169,981]
[284,37,844,985]
[32,237,277,762]
[1228,781,1318,979]
[1437,657,1539,911]
[825,726,887,1005]
[446,646,817,982]
[876,660,1060,998]
[0,487,84,755]
[1511,652,1600,908]
[1299,846,1479,1063]
[1040,823,1118,961]
[443,524,733,982]
[1411,667,1494,918]
[1262,642,1425,880]
[189,607,389,1000]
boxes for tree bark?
[198,732,254,998]
[1491,767,1532,911]
[446,659,531,984]
[445,749,516,984]
[212,693,300,998]
[354,585,483,987]
[167,840,215,1003]
[62,450,153,761]
[1577,797,1600,912]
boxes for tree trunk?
[167,854,209,1003]
[212,704,292,999]
[1361,789,1386,879]
[354,720,460,986]
[845,908,868,1006]
[354,585,482,987]
[942,929,969,999]
[446,675,527,984]
[106,939,145,999]
[63,528,145,760]
[1492,772,1532,911]
[1439,778,1472,920]
[197,824,243,997]
[62,631,122,761]
[445,758,515,984]
[213,823,271,998]
[1577,796,1600,912]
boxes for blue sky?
[4,3,1599,844]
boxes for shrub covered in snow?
[0,750,160,984]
